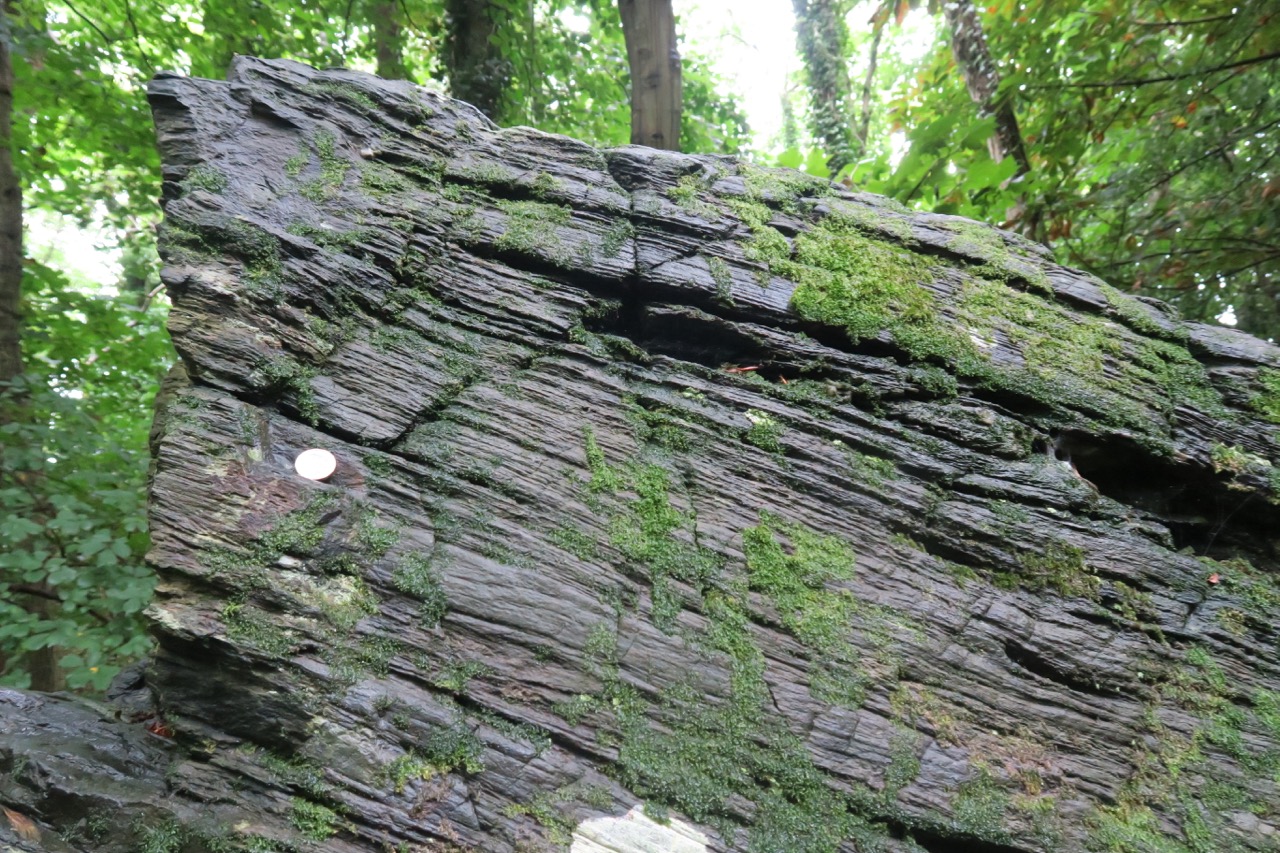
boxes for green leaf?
[802,149,831,178]
[959,117,997,150]
[777,147,804,170]
[962,157,1019,192]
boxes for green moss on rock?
[495,199,573,264]
[391,552,448,627]
[723,191,1223,449]
[784,221,952,355]
[303,80,378,112]
[1251,368,1280,424]
[289,798,341,841]
[181,164,228,194]
[251,354,319,425]
[222,602,296,658]
[608,463,722,629]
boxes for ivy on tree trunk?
[793,0,858,174]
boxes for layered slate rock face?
[8,56,1280,852]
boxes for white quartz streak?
[571,805,708,853]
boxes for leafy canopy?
[795,0,1280,338]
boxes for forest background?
[0,0,1276,692]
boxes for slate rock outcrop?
[4,56,1280,853]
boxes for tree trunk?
[942,0,1030,174]
[0,1,20,382]
[617,0,682,150]
[0,2,61,695]
[4,57,1280,853]
[444,0,509,119]
[792,0,858,173]
[369,0,408,81]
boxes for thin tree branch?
[1034,50,1280,90]
[122,0,151,65]
[10,583,114,626]
[397,0,423,33]
[855,5,886,153]
[1132,14,1237,27]
[61,0,113,44]
[134,281,165,317]
[1095,247,1233,268]
[10,582,62,604]
[1219,254,1280,279]
[339,0,356,62]
[1134,117,1280,197]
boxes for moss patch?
[846,450,897,486]
[303,80,378,112]
[1013,540,1099,598]
[561,433,1015,850]
[957,277,1220,446]
[666,174,718,218]
[391,552,448,627]
[502,783,612,846]
[626,399,698,452]
[740,161,832,210]
[224,220,284,291]
[608,463,722,629]
[222,602,296,658]
[495,199,573,265]
[784,219,953,354]
[379,721,484,792]
[431,659,494,694]
[285,222,375,253]
[327,634,400,683]
[250,354,319,425]
[941,219,1049,292]
[601,219,635,258]
[743,408,785,454]
[181,164,228,194]
[289,798,341,841]
[1251,368,1280,424]
[295,130,351,201]
[952,769,1011,840]
[583,426,623,493]
[706,254,734,306]
[726,188,1223,448]
[742,513,857,652]
[358,162,413,198]
[1090,643,1280,852]
[741,511,898,707]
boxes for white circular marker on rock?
[294,448,337,480]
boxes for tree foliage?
[1,259,169,689]
[820,0,1280,338]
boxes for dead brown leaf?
[2,806,40,842]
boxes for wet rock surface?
[3,56,1280,852]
